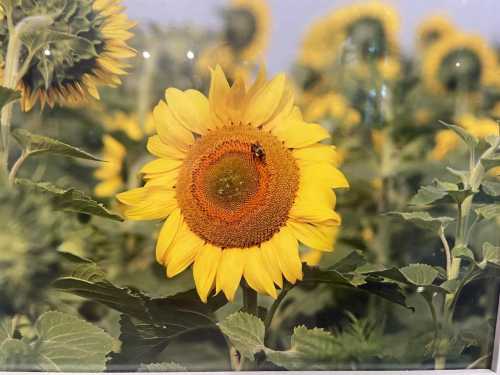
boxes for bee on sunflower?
[417,15,455,51]
[422,33,498,95]
[0,0,136,111]
[117,66,348,302]
[222,0,270,62]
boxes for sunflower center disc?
[176,125,299,248]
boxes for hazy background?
[123,0,500,74]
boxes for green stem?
[8,150,29,186]
[137,41,158,131]
[264,283,292,345]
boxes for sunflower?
[304,92,361,127]
[196,43,250,84]
[431,113,499,160]
[300,2,399,70]
[94,135,127,197]
[417,15,455,51]
[103,111,155,141]
[223,0,270,62]
[422,33,498,95]
[0,0,135,111]
[117,66,348,302]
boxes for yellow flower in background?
[300,2,399,70]
[417,15,455,51]
[1,0,136,111]
[422,33,498,95]
[103,112,155,141]
[377,57,401,81]
[117,66,348,302]
[431,114,499,160]
[196,44,251,83]
[94,135,127,197]
[223,0,270,61]
[304,92,361,127]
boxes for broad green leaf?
[399,264,439,286]
[0,318,14,345]
[452,245,475,262]
[35,311,113,372]
[139,362,187,372]
[12,128,101,161]
[481,155,500,172]
[15,178,123,221]
[409,184,448,206]
[482,180,500,197]
[446,167,470,187]
[0,338,38,371]
[475,204,500,221]
[440,279,460,293]
[481,243,500,268]
[389,211,454,232]
[218,312,265,360]
[0,86,20,109]
[439,120,478,152]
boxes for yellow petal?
[147,135,186,160]
[299,162,350,189]
[116,186,148,205]
[140,158,182,175]
[292,145,337,164]
[193,244,222,302]
[144,169,179,189]
[165,88,209,135]
[243,74,286,126]
[94,176,123,197]
[209,65,231,126]
[122,189,177,220]
[243,247,277,298]
[270,227,302,283]
[152,101,194,149]
[260,241,283,288]
[287,220,336,252]
[301,249,323,266]
[166,230,204,278]
[289,200,341,225]
[272,108,329,148]
[102,135,126,158]
[156,209,183,263]
[215,249,246,301]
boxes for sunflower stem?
[242,283,258,317]
[1,15,53,178]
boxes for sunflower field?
[0,0,499,372]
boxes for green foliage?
[218,312,265,360]
[0,86,20,109]
[12,129,102,161]
[388,211,454,231]
[399,264,439,286]
[15,178,123,221]
[0,312,113,371]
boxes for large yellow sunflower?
[223,0,270,62]
[417,15,455,51]
[0,0,135,111]
[422,33,498,95]
[300,2,399,70]
[117,66,348,302]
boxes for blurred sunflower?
[103,111,155,141]
[304,92,361,127]
[0,0,135,110]
[223,0,270,61]
[422,33,498,95]
[300,2,399,70]
[431,113,499,160]
[417,15,455,51]
[117,66,348,302]
[196,44,250,83]
[94,135,127,197]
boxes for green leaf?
[481,154,500,172]
[475,204,500,221]
[481,242,500,268]
[139,362,188,372]
[35,311,113,372]
[0,318,14,345]
[482,180,500,197]
[439,120,478,152]
[12,128,101,161]
[218,312,265,360]
[0,86,20,109]
[452,245,475,262]
[389,211,454,231]
[399,264,439,286]
[409,184,448,206]
[15,178,123,221]
[0,338,38,371]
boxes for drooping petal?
[156,208,183,263]
[215,248,246,301]
[287,220,336,252]
[270,227,302,283]
[121,188,177,220]
[260,241,284,288]
[166,230,204,277]
[299,161,350,189]
[140,158,182,175]
[243,247,277,298]
[147,135,186,160]
[193,244,222,302]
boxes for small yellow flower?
[417,15,455,51]
[431,113,499,160]
[1,0,136,111]
[94,135,127,198]
[422,33,498,95]
[103,112,155,141]
[223,0,270,61]
[117,66,348,302]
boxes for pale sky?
[123,0,500,74]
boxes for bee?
[251,142,266,162]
